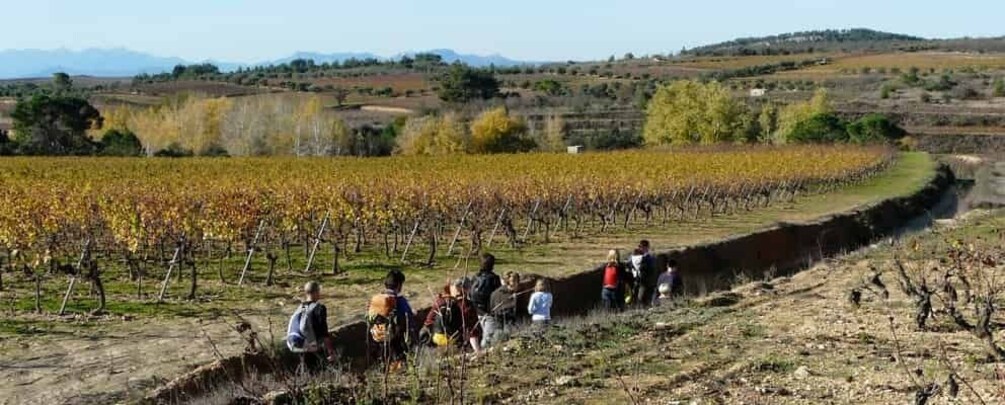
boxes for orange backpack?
[367,293,398,343]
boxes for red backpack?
[603,265,620,289]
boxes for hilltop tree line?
[134,53,451,85]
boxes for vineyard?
[0,146,892,316]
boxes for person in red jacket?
[423,278,482,354]
[600,249,631,311]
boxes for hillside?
[683,28,1005,56]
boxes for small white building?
[567,145,584,154]
[749,88,767,97]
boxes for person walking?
[601,249,630,311]
[636,240,657,306]
[470,253,502,345]
[424,278,482,355]
[485,271,521,347]
[286,281,336,369]
[366,269,416,370]
[527,278,553,328]
[653,259,684,306]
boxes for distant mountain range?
[0,48,533,79]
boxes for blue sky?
[2,0,1003,62]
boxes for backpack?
[286,302,319,353]
[432,297,463,337]
[470,272,501,313]
[367,293,399,343]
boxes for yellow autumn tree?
[469,107,534,154]
[395,113,468,155]
[643,80,749,145]
[537,114,566,152]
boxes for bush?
[200,144,230,157]
[846,114,906,144]
[99,129,145,156]
[154,142,195,157]
[952,86,982,100]
[787,113,847,143]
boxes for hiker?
[423,278,481,354]
[601,249,630,311]
[627,247,645,306]
[653,259,684,306]
[527,278,553,328]
[366,269,416,368]
[485,271,521,347]
[653,283,674,307]
[635,240,657,306]
[470,253,502,345]
[286,281,336,367]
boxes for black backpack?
[433,297,463,336]
[470,272,501,313]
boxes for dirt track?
[0,317,247,405]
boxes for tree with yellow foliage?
[539,114,567,152]
[395,113,468,156]
[469,107,535,154]
[642,80,749,145]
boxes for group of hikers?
[286,239,684,370]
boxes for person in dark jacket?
[636,240,657,306]
[471,253,502,342]
[653,259,684,306]
[484,271,521,347]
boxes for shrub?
[846,114,905,144]
[787,113,847,143]
[99,129,145,156]
[154,142,195,157]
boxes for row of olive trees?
[642,81,906,146]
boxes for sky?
[2,0,1003,63]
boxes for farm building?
[749,88,767,97]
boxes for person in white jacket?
[527,278,553,327]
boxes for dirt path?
[0,317,252,405]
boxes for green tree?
[757,102,779,142]
[52,72,73,93]
[99,129,145,156]
[993,78,1005,97]
[787,113,847,143]
[435,64,500,103]
[0,129,13,155]
[776,88,831,143]
[642,80,750,145]
[10,94,102,155]
[846,114,906,144]
[469,107,536,153]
